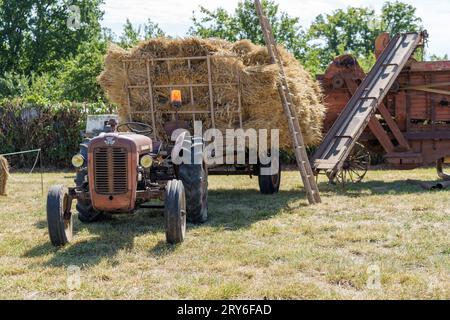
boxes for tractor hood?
[87,132,152,213]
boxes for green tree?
[55,41,106,102]
[143,19,165,39]
[190,0,308,61]
[119,18,166,48]
[308,1,423,71]
[381,1,422,35]
[0,0,33,74]
[429,54,449,61]
[308,7,380,68]
[119,18,141,48]
[0,0,104,75]
[0,72,31,98]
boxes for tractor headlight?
[71,154,85,168]
[140,155,153,168]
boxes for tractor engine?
[87,132,152,213]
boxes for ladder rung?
[359,96,378,101]
[256,0,321,205]
[382,63,398,67]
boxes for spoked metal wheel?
[329,143,371,186]
[436,157,450,181]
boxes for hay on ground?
[98,38,326,149]
[0,156,9,196]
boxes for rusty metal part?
[332,76,345,89]
[328,142,371,185]
[407,179,450,190]
[437,158,450,181]
[401,82,450,96]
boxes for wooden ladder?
[254,0,321,204]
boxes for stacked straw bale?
[0,155,9,196]
[98,38,326,149]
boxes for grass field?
[0,168,449,299]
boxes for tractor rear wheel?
[164,180,186,244]
[47,185,72,247]
[258,159,281,194]
[178,137,208,223]
[76,200,103,223]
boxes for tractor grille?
[93,147,128,195]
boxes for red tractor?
[46,113,208,246]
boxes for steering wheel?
[116,122,153,136]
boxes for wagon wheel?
[436,158,450,181]
[330,143,371,186]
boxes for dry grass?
[0,169,449,300]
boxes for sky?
[101,0,450,57]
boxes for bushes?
[0,99,115,167]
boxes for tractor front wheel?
[164,180,186,244]
[47,185,73,247]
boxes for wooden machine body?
[318,34,450,169]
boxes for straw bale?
[98,37,326,149]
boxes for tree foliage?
[381,1,422,35]
[0,0,441,104]
[429,54,449,61]
[0,0,104,75]
[308,1,423,70]
[191,0,425,73]
[119,18,165,48]
[190,0,308,61]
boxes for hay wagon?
[316,32,450,183]
[121,54,282,194]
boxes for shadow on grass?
[317,179,446,197]
[24,188,303,266]
[25,209,166,267]
[205,188,306,229]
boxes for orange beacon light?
[170,90,182,108]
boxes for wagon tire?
[258,159,281,194]
[164,180,186,244]
[178,137,208,223]
[47,185,72,247]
